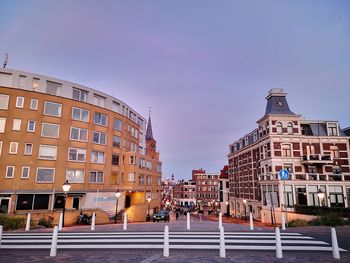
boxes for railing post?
[275,227,283,259]
[331,227,340,259]
[123,212,127,230]
[25,212,31,231]
[91,213,96,231]
[0,225,3,248]
[163,225,169,257]
[281,213,286,231]
[58,213,63,231]
[249,212,254,230]
[219,226,226,258]
[186,212,190,230]
[219,212,222,229]
[50,226,58,257]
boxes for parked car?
[153,210,170,222]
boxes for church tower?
[146,113,159,159]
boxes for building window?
[329,186,344,207]
[146,160,152,169]
[16,97,24,108]
[41,123,60,138]
[44,101,62,117]
[147,175,152,185]
[68,148,86,162]
[93,94,106,107]
[30,99,38,110]
[94,112,108,126]
[112,101,120,113]
[91,151,105,164]
[18,75,26,87]
[330,145,339,159]
[66,169,84,183]
[27,120,36,132]
[72,107,90,122]
[92,131,106,144]
[32,78,40,91]
[89,171,104,183]
[21,166,30,178]
[38,145,57,160]
[9,142,18,154]
[308,185,320,206]
[295,186,307,205]
[287,122,293,134]
[72,88,88,102]
[46,81,61,96]
[327,123,338,136]
[0,117,6,133]
[282,144,291,157]
[36,168,55,183]
[6,166,15,178]
[12,119,21,131]
[276,122,282,134]
[113,118,122,131]
[113,135,121,147]
[112,154,120,165]
[128,173,135,182]
[70,127,88,142]
[139,174,145,185]
[16,194,49,210]
[0,94,9,109]
[24,143,33,155]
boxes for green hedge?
[0,215,26,230]
[294,205,350,217]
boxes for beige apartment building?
[0,68,162,222]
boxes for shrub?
[0,215,26,230]
[38,216,54,228]
[309,213,344,226]
[288,219,309,227]
[294,205,350,217]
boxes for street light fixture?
[62,180,71,227]
[147,197,151,218]
[115,190,121,224]
[243,199,247,222]
[226,201,229,219]
[317,189,325,207]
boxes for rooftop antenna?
[3,53,8,68]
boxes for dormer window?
[327,122,338,136]
[287,122,293,134]
[276,122,283,134]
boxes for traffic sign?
[279,169,289,180]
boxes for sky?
[1,0,349,180]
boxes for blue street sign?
[279,169,289,180]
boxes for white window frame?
[70,127,88,142]
[91,151,105,164]
[24,143,33,155]
[30,98,38,110]
[128,173,135,182]
[68,147,87,162]
[89,171,104,183]
[43,101,62,117]
[6,166,15,178]
[0,117,6,133]
[21,166,30,179]
[94,112,108,126]
[27,120,36,132]
[0,94,9,110]
[38,145,57,160]
[92,131,107,144]
[41,123,60,138]
[9,142,18,154]
[93,94,106,107]
[12,119,21,131]
[16,96,24,108]
[66,169,84,183]
[72,88,88,102]
[36,167,55,183]
[72,107,90,122]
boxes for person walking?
[176,211,179,220]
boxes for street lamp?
[243,199,247,221]
[226,201,229,219]
[115,190,121,224]
[62,180,71,227]
[147,197,151,218]
[317,189,325,207]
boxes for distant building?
[195,171,219,213]
[192,168,205,181]
[219,165,230,215]
[228,89,350,223]
[173,179,196,209]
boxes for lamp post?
[317,189,325,207]
[147,197,151,217]
[115,190,121,224]
[226,201,229,219]
[243,199,247,221]
[62,180,71,227]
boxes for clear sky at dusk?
[1,0,349,180]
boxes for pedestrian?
[176,211,179,220]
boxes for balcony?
[259,173,347,182]
[301,154,333,164]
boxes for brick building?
[228,89,350,222]
[173,179,196,209]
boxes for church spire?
[146,107,154,140]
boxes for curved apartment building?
[0,68,162,221]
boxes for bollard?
[186,212,190,230]
[50,226,58,257]
[219,212,222,229]
[219,226,226,258]
[199,214,202,222]
[163,225,169,257]
[331,227,340,259]
[275,227,283,259]
[123,212,127,230]
[58,213,63,231]
[249,212,254,231]
[25,212,31,231]
[0,225,3,248]
[91,213,96,231]
[281,213,286,231]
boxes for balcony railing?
[260,173,349,182]
[301,154,333,164]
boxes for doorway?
[125,195,131,208]
[73,197,80,209]
[0,199,9,213]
